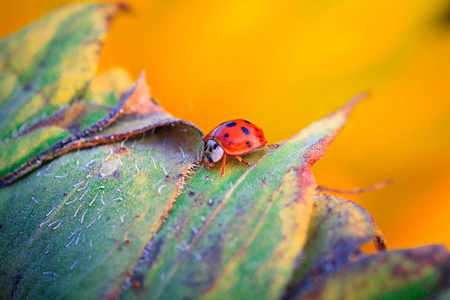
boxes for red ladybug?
[202,119,267,177]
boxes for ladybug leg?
[220,154,227,177]
[235,155,250,166]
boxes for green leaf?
[0,3,123,141]
[299,245,450,300]
[119,95,365,300]
[0,2,131,181]
[0,70,173,187]
[0,16,204,295]
[0,69,133,180]
[0,100,203,299]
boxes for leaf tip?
[338,91,369,118]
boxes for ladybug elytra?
[202,119,267,177]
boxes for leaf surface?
[0,3,123,141]
[0,69,133,180]
[0,80,203,299]
[299,245,450,300]
[119,95,366,300]
[284,194,386,298]
[0,28,204,297]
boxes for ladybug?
[202,119,267,177]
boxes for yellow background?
[2,0,450,250]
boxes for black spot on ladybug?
[213,144,218,149]
[246,141,252,148]
[208,157,213,163]
[226,122,236,127]
[244,120,251,124]
[203,144,208,151]
[258,134,263,139]
[224,133,229,138]
[241,126,250,135]
[208,146,213,152]
[229,141,235,146]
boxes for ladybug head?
[202,139,224,166]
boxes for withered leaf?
[299,245,450,300]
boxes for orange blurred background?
[1,0,450,250]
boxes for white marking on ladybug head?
[202,140,224,164]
